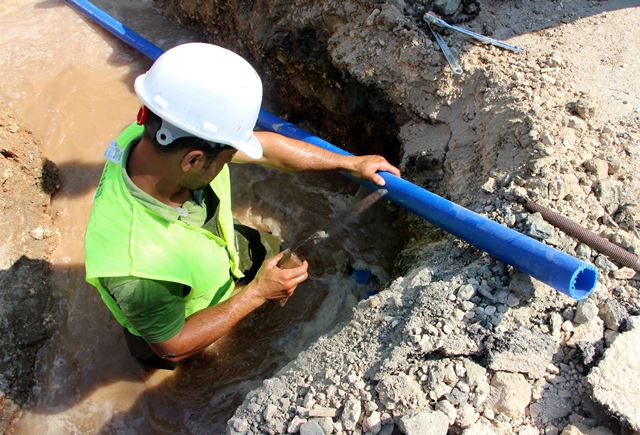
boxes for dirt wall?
[0,104,59,433]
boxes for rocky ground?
[152,0,640,433]
[0,104,59,433]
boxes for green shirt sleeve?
[101,276,186,343]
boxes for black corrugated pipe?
[525,200,640,272]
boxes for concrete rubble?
[587,317,640,431]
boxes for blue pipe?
[65,0,598,299]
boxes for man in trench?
[84,43,400,369]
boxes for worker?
[84,43,400,370]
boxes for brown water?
[0,1,399,433]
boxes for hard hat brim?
[238,134,263,160]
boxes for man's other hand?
[247,251,309,302]
[350,155,401,187]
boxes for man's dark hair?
[144,109,232,168]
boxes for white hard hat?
[134,43,263,159]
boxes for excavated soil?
[0,104,59,433]
[152,0,640,433]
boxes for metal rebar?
[525,200,640,272]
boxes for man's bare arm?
[232,131,401,186]
[149,252,308,362]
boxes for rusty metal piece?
[525,200,640,272]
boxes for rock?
[263,403,278,422]
[574,299,599,325]
[456,403,479,428]
[488,329,558,378]
[598,299,627,331]
[567,317,604,364]
[300,419,325,435]
[489,372,532,419]
[541,132,555,146]
[613,267,637,280]
[484,305,497,316]
[314,417,333,434]
[363,411,382,433]
[613,203,640,231]
[376,374,427,412]
[583,159,609,179]
[595,180,622,213]
[575,243,591,259]
[229,417,249,433]
[435,400,457,424]
[463,359,487,387]
[562,320,574,333]
[462,422,497,435]
[526,212,555,240]
[550,312,564,337]
[587,318,640,430]
[341,398,361,431]
[398,410,449,435]
[506,293,520,307]
[571,100,596,120]
[457,284,475,301]
[29,226,51,240]
[442,364,457,385]
[481,177,497,194]
[287,416,307,433]
[365,8,381,27]
[594,255,617,274]
[432,0,462,16]
[308,406,337,418]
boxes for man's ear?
[180,149,205,173]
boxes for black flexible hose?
[525,201,640,272]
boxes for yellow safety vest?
[84,122,242,336]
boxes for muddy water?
[0,1,399,433]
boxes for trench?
[0,1,405,433]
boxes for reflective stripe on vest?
[84,122,243,336]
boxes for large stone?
[488,329,558,378]
[526,213,555,240]
[398,410,449,435]
[376,374,427,412]
[341,398,361,431]
[463,359,487,388]
[587,318,640,430]
[598,299,627,331]
[300,420,325,435]
[489,372,532,419]
[595,180,622,213]
[456,403,479,428]
[574,300,599,325]
[567,317,604,364]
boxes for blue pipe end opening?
[569,265,598,300]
